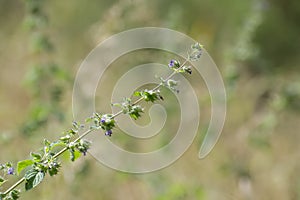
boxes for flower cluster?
[88,113,116,136]
[67,139,91,159]
[0,163,14,176]
[59,122,91,159]
[188,42,203,61]
[168,59,180,68]
[168,59,193,74]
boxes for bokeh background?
[1,0,300,199]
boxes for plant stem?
[2,58,189,196]
[3,177,25,195]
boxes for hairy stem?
[2,58,188,196]
[3,178,25,195]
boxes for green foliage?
[17,160,34,175]
[89,113,116,134]
[21,0,71,136]
[249,0,300,72]
[134,89,164,102]
[167,59,193,75]
[24,169,44,191]
[0,163,14,176]
[0,42,201,199]
[68,148,81,162]
[2,0,300,199]
[282,82,300,111]
[0,177,6,187]
[112,98,144,120]
[1,189,20,200]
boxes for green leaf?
[5,162,12,168]
[0,176,6,186]
[72,121,79,130]
[25,169,38,180]
[134,91,141,97]
[30,152,42,161]
[25,179,33,191]
[59,135,71,143]
[69,149,75,162]
[25,169,38,191]
[10,189,20,200]
[50,141,66,149]
[17,160,34,175]
[33,172,44,188]
[74,150,81,160]
[44,139,51,153]
[69,149,81,162]
[24,169,44,191]
[0,193,4,199]
[48,164,59,176]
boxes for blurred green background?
[1,0,300,199]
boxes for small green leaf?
[10,189,20,200]
[25,179,33,191]
[134,91,141,97]
[72,121,79,129]
[44,139,51,153]
[59,135,71,143]
[69,149,75,161]
[44,139,50,145]
[0,192,5,199]
[85,117,92,123]
[25,169,38,180]
[33,172,44,188]
[0,176,6,186]
[5,162,12,168]
[74,150,81,160]
[48,162,60,176]
[25,169,38,191]
[24,169,44,191]
[17,160,34,175]
[50,141,66,149]
[69,149,81,162]
[30,152,42,161]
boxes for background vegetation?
[0,0,300,199]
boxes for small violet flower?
[7,167,14,175]
[105,130,112,137]
[101,118,106,123]
[168,59,176,68]
[168,59,180,69]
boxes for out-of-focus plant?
[249,0,300,72]
[21,0,71,136]
[224,1,263,94]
